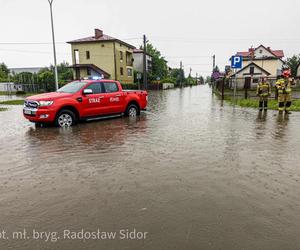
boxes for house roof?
[133,49,143,53]
[231,62,271,77]
[133,49,152,57]
[67,31,136,49]
[236,45,284,58]
[70,64,111,78]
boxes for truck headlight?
[39,101,54,107]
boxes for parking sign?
[231,56,243,69]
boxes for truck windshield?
[57,81,87,93]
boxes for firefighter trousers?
[259,96,268,111]
[278,93,292,111]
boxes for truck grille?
[24,100,39,108]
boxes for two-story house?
[67,29,135,83]
[231,45,285,88]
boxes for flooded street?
[0,85,300,249]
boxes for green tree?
[286,54,300,77]
[38,68,55,92]
[170,68,185,85]
[0,62,9,82]
[140,43,168,81]
[198,76,204,85]
[205,76,212,83]
[13,72,33,84]
[50,61,73,83]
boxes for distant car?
[23,80,148,127]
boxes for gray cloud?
[0,0,299,76]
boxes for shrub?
[160,77,176,84]
[16,90,26,95]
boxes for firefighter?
[276,70,293,114]
[256,77,271,111]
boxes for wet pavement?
[0,85,300,250]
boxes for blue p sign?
[231,56,243,69]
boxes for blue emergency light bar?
[83,75,104,80]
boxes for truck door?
[101,82,124,114]
[81,82,106,117]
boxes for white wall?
[133,53,152,73]
[242,59,283,77]
[253,46,274,58]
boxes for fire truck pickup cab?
[23,80,148,127]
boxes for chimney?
[94,29,103,39]
[267,46,271,51]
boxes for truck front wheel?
[125,103,140,117]
[55,109,76,127]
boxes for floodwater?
[0,85,300,250]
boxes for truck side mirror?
[83,89,93,95]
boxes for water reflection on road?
[0,85,300,250]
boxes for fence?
[1,83,67,94]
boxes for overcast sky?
[0,0,299,76]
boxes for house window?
[253,78,259,83]
[250,66,255,75]
[74,49,79,64]
[127,68,133,77]
[120,67,124,76]
[86,51,90,60]
[120,51,123,61]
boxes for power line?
[0,37,142,45]
[149,36,300,41]
[180,63,211,66]
[0,42,66,45]
[0,48,70,55]
[166,55,211,58]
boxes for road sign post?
[231,56,243,104]
[137,72,142,90]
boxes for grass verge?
[0,100,24,105]
[223,96,300,111]
[0,107,8,112]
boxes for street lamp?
[47,0,59,91]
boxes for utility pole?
[211,55,215,90]
[143,35,147,90]
[47,0,59,91]
[180,61,183,87]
